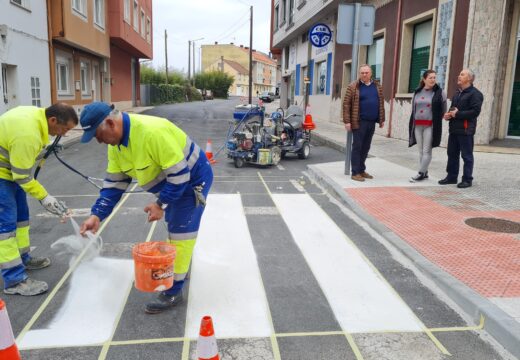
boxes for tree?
[194,70,234,98]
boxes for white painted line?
[309,158,440,188]
[272,193,424,333]
[289,179,305,192]
[186,194,271,339]
[18,258,134,349]
[276,164,285,171]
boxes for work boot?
[4,278,48,296]
[24,256,51,270]
[145,291,184,314]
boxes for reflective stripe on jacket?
[0,106,49,200]
[91,113,202,221]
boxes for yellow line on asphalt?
[97,218,157,360]
[345,332,365,360]
[429,314,485,332]
[16,183,139,344]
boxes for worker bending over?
[0,104,76,296]
[79,102,213,314]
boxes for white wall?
[0,1,51,114]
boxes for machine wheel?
[271,146,282,165]
[234,157,245,168]
[298,142,310,159]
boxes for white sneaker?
[4,278,48,296]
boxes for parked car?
[259,91,275,103]
[205,90,214,100]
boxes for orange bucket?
[132,241,176,292]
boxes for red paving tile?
[347,187,520,298]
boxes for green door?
[508,41,520,137]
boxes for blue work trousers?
[0,179,31,288]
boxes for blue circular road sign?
[309,23,332,48]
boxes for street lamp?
[189,37,204,86]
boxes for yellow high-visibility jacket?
[0,106,49,200]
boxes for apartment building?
[271,0,520,144]
[202,43,277,95]
[207,58,250,96]
[109,0,152,108]
[0,0,52,113]
[48,0,110,111]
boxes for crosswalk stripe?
[272,193,424,333]
[18,258,134,349]
[186,194,272,339]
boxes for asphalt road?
[3,99,515,359]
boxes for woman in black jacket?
[408,70,446,182]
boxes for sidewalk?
[308,120,520,359]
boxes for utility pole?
[192,40,196,86]
[188,40,191,83]
[248,5,253,105]
[164,29,169,84]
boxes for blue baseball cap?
[80,102,114,143]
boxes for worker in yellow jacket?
[0,104,77,296]
[79,102,213,314]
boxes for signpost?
[337,3,375,175]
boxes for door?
[92,64,100,101]
[1,64,8,107]
[507,33,520,137]
[1,64,17,110]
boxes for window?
[284,46,289,70]
[30,76,41,107]
[10,0,29,9]
[288,0,294,25]
[94,0,105,28]
[281,0,286,24]
[72,0,87,18]
[133,0,139,31]
[408,20,432,92]
[123,0,130,22]
[146,17,151,43]
[56,62,70,95]
[315,61,326,95]
[367,36,384,83]
[274,6,279,31]
[141,9,146,37]
[80,61,91,96]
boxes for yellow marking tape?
[16,183,139,344]
[345,332,365,360]
[97,218,158,360]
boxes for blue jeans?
[446,134,474,182]
[351,121,376,175]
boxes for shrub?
[195,70,234,98]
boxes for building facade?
[207,58,250,96]
[202,43,277,96]
[48,0,110,112]
[271,0,520,144]
[108,0,153,109]
[0,0,52,113]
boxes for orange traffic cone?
[205,139,217,165]
[197,316,220,360]
[0,299,21,360]
[303,114,316,130]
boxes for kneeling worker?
[79,102,213,314]
[1,103,77,296]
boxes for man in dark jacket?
[439,69,484,188]
[342,65,385,181]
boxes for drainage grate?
[464,217,520,233]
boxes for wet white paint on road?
[186,194,272,339]
[18,258,134,349]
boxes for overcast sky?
[150,0,272,73]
